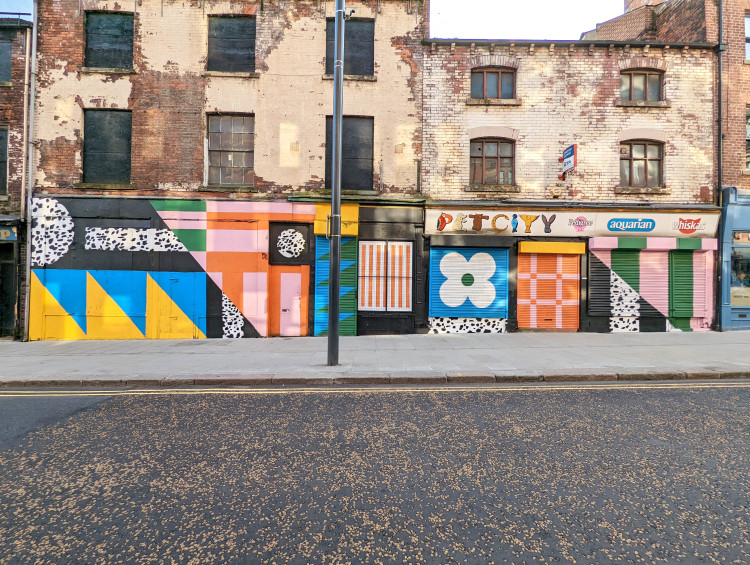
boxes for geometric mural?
[313,236,357,336]
[29,197,317,340]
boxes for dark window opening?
[85,12,134,69]
[325,116,374,192]
[83,110,132,184]
[470,138,514,185]
[207,16,256,73]
[0,41,11,82]
[620,141,662,188]
[0,130,7,195]
[470,68,515,99]
[325,19,374,76]
[620,70,662,102]
[208,114,255,186]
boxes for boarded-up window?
[325,116,373,192]
[358,241,413,312]
[325,19,374,76]
[83,110,132,184]
[85,12,134,69]
[0,130,7,195]
[207,16,256,72]
[208,114,254,186]
[0,41,11,82]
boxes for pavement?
[2,330,750,387]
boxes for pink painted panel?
[591,249,612,270]
[243,272,268,337]
[702,239,718,251]
[191,252,208,271]
[646,238,677,251]
[207,201,295,214]
[207,271,223,289]
[206,230,269,253]
[280,273,302,337]
[589,237,619,250]
[639,251,670,317]
[163,219,208,231]
[695,251,714,325]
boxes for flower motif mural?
[429,248,509,318]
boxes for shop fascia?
[425,208,720,239]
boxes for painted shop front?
[0,218,20,337]
[425,206,720,334]
[28,196,426,340]
[719,187,750,330]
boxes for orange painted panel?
[517,253,580,330]
[268,265,310,337]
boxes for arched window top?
[619,57,667,72]
[467,126,519,140]
[468,54,519,70]
[619,128,667,143]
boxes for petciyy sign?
[425,209,719,238]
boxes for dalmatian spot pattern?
[31,198,75,267]
[610,271,640,317]
[85,228,188,252]
[428,317,507,334]
[222,294,244,339]
[277,229,306,259]
[610,317,639,333]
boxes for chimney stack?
[625,0,667,12]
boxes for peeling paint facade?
[29,0,427,340]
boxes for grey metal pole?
[327,0,345,366]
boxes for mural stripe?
[33,269,88,334]
[88,271,148,335]
[150,200,207,212]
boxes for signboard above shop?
[0,227,17,242]
[425,209,720,238]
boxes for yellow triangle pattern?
[145,274,206,339]
[29,271,87,341]
[85,273,145,340]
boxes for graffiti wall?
[29,197,317,340]
[588,237,716,332]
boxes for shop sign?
[0,227,17,241]
[425,209,719,238]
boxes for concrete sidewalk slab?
[1,331,750,387]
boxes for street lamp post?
[327,0,345,366]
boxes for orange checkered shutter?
[517,253,580,329]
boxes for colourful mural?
[29,197,317,340]
[314,236,358,336]
[589,237,716,332]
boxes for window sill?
[0,195,9,201]
[615,100,671,108]
[742,170,750,176]
[202,71,259,78]
[79,67,136,75]
[465,184,521,193]
[465,98,522,107]
[0,81,11,88]
[614,186,669,195]
[203,185,257,192]
[322,74,376,82]
[74,182,136,190]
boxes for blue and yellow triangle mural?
[30,269,207,340]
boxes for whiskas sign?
[425,209,719,238]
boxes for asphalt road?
[0,382,748,564]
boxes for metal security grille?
[517,253,580,329]
[358,241,413,312]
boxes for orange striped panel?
[358,241,387,311]
[387,242,413,312]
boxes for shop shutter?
[387,242,413,312]
[669,250,705,318]
[588,254,613,316]
[518,253,580,329]
[638,251,670,318]
[358,241,387,311]
[428,247,509,318]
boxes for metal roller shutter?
[669,250,706,318]
[518,253,580,329]
[428,247,509,318]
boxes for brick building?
[0,18,33,338]
[28,0,428,340]
[421,0,721,334]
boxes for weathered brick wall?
[721,0,750,191]
[655,0,708,42]
[594,7,657,41]
[627,0,668,11]
[34,0,424,197]
[422,42,715,205]
[0,23,31,216]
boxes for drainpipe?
[22,0,38,342]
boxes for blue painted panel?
[34,269,88,333]
[428,247,509,318]
[314,236,357,336]
[88,271,148,335]
[148,272,207,336]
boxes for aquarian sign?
[425,209,720,238]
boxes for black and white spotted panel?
[609,271,640,333]
[222,294,244,339]
[31,198,75,267]
[85,228,188,252]
[428,317,507,334]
